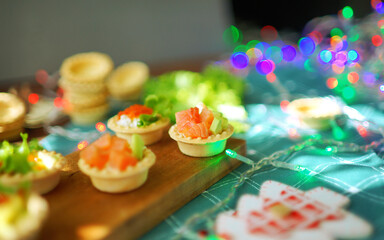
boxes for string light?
[176,136,384,239]
[77,140,88,150]
[95,122,106,132]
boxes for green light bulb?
[225,149,237,158]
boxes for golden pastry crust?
[58,77,108,94]
[108,116,169,134]
[60,52,114,83]
[107,116,170,145]
[287,97,342,130]
[106,62,149,100]
[0,93,26,126]
[66,103,109,125]
[169,124,234,157]
[169,124,234,144]
[78,148,156,193]
[0,193,49,240]
[0,150,64,194]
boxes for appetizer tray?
[39,134,246,240]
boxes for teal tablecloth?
[41,103,384,240]
[40,59,384,240]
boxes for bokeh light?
[330,28,344,37]
[347,72,359,84]
[342,6,354,19]
[304,59,316,72]
[347,50,359,62]
[28,93,39,104]
[308,31,323,44]
[246,40,260,50]
[266,73,276,83]
[330,36,344,51]
[380,84,384,92]
[265,46,283,63]
[96,122,106,132]
[348,26,360,42]
[53,97,63,108]
[332,63,345,74]
[363,72,376,86]
[231,52,249,69]
[376,2,384,14]
[77,140,88,150]
[319,50,333,63]
[233,45,247,53]
[280,100,290,112]
[372,35,383,46]
[255,42,271,54]
[342,86,356,100]
[260,25,278,41]
[35,69,48,85]
[223,25,242,45]
[281,45,296,62]
[326,77,338,89]
[298,37,316,55]
[256,59,275,75]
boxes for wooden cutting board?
[39,135,246,240]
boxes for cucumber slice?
[210,117,222,134]
[131,134,144,160]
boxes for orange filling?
[117,104,153,120]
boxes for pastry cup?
[0,150,64,194]
[66,103,109,125]
[0,193,49,240]
[59,77,108,94]
[78,148,156,193]
[0,93,26,126]
[287,97,342,130]
[107,116,170,145]
[60,52,114,83]
[63,90,108,109]
[169,124,234,157]
[106,62,149,100]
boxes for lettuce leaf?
[0,134,43,175]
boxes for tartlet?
[0,187,49,240]
[64,103,109,125]
[287,97,342,130]
[108,104,170,145]
[59,52,113,125]
[106,61,149,100]
[60,52,114,83]
[0,93,26,141]
[0,134,64,194]
[78,134,156,193]
[169,105,234,157]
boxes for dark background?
[231,0,372,33]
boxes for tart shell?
[287,97,342,130]
[60,52,114,83]
[78,148,156,193]
[168,124,234,157]
[0,193,49,240]
[107,116,170,145]
[0,150,64,194]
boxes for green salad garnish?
[143,65,245,123]
[0,134,44,175]
[136,95,172,127]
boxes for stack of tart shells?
[106,61,149,101]
[0,93,26,141]
[59,52,114,125]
